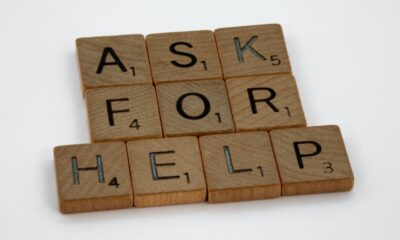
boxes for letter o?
[176,92,210,120]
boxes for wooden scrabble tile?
[215,24,291,79]
[156,80,235,137]
[54,142,133,213]
[76,34,152,92]
[127,136,206,207]
[270,125,354,196]
[199,132,281,203]
[146,30,222,84]
[226,74,306,131]
[86,85,162,142]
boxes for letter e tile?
[127,137,206,207]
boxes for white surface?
[0,0,399,239]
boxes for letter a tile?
[199,132,281,203]
[54,142,133,213]
[76,35,152,93]
[147,30,222,84]
[127,137,206,207]
[270,125,354,196]
[215,24,291,79]
[86,85,162,142]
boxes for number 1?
[183,172,190,183]
[201,61,207,71]
[130,67,136,76]
[284,107,291,117]
[215,112,222,123]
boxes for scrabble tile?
[127,136,206,207]
[146,30,222,84]
[199,132,281,203]
[215,24,291,79]
[86,85,162,142]
[226,74,306,131]
[156,79,235,137]
[54,142,133,213]
[270,125,354,196]
[76,34,152,92]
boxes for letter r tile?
[146,30,222,84]
[127,137,206,207]
[199,132,281,203]
[76,35,152,93]
[226,74,306,131]
[270,125,354,196]
[86,85,162,142]
[54,142,133,213]
[215,24,291,79]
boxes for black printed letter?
[247,87,279,113]
[293,141,322,169]
[170,42,197,68]
[176,92,210,120]
[96,47,127,74]
[106,98,130,126]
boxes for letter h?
[71,155,105,185]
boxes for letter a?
[96,47,127,74]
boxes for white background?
[0,0,399,239]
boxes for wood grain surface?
[156,79,234,136]
[199,131,281,203]
[54,142,133,213]
[270,125,354,195]
[76,34,152,93]
[127,136,206,207]
[147,30,222,84]
[226,74,306,131]
[215,24,291,79]
[86,85,162,142]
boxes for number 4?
[108,177,120,188]
[129,119,141,129]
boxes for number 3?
[323,162,333,173]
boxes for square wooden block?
[76,34,152,92]
[156,80,235,137]
[199,132,281,203]
[127,137,206,207]
[146,30,222,84]
[54,142,133,213]
[86,85,162,142]
[215,24,291,79]
[270,125,354,196]
[226,74,306,131]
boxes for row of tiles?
[54,125,354,213]
[77,24,291,92]
[86,75,306,142]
